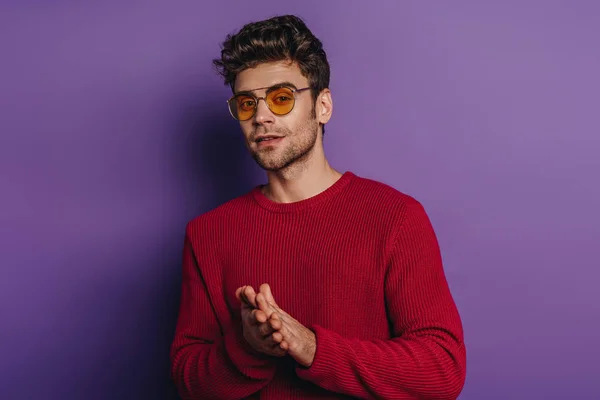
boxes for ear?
[316,88,333,125]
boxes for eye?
[236,97,256,110]
[270,89,294,105]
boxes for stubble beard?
[249,117,320,172]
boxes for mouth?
[255,135,283,143]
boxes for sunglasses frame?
[227,84,312,121]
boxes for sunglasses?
[227,84,311,121]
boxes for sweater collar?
[250,171,356,213]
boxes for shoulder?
[349,174,438,249]
[348,172,425,216]
[343,173,437,253]
[184,191,255,238]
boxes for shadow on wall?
[162,91,262,399]
[181,89,263,214]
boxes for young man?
[170,15,466,400]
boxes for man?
[170,14,466,400]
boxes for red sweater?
[170,171,466,399]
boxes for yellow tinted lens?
[233,95,256,120]
[267,88,295,115]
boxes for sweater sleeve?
[170,230,277,400]
[296,199,466,399]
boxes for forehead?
[234,60,309,92]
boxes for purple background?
[1,1,599,399]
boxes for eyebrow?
[234,81,299,96]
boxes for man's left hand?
[254,283,317,368]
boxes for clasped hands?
[235,283,316,367]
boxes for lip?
[255,135,284,147]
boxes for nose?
[253,98,275,125]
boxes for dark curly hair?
[213,14,330,110]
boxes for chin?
[250,152,286,171]
[254,157,285,171]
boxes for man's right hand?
[236,285,286,357]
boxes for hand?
[255,283,317,368]
[235,285,286,357]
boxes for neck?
[262,142,342,204]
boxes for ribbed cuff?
[295,324,338,383]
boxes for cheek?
[290,112,317,133]
[284,110,311,132]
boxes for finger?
[279,340,289,351]
[279,325,289,340]
[270,310,287,326]
[243,286,258,308]
[239,286,249,304]
[252,308,268,324]
[256,293,274,316]
[269,314,282,331]
[272,331,283,343]
[237,286,250,304]
[248,308,258,323]
[264,286,282,312]
[241,286,251,306]
[260,283,277,307]
[258,322,275,337]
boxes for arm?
[296,199,466,399]
[170,228,277,400]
